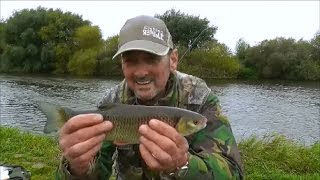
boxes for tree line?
[0,7,319,80]
[236,36,320,80]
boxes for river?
[0,74,319,145]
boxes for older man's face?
[121,51,176,102]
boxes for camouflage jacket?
[56,71,244,180]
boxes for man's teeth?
[136,80,151,85]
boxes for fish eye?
[193,120,199,125]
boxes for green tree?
[297,59,320,80]
[178,42,240,78]
[73,25,104,50]
[4,7,47,72]
[235,38,250,62]
[0,20,6,55]
[155,9,217,50]
[68,48,98,76]
[3,6,90,74]
[40,42,55,72]
[67,25,104,75]
[37,8,90,74]
[54,43,72,74]
[2,45,25,72]
[242,37,318,80]
[0,20,6,71]
[310,31,320,62]
[96,35,122,76]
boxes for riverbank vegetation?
[0,7,319,80]
[1,126,319,179]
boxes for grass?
[1,126,319,180]
[0,127,60,180]
[239,135,320,180]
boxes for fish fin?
[37,102,71,133]
[98,103,118,110]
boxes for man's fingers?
[65,133,106,159]
[139,124,178,156]
[68,142,104,175]
[60,121,112,149]
[139,136,173,166]
[149,119,189,150]
[62,114,104,134]
[139,143,164,171]
[138,120,190,172]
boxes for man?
[56,15,244,179]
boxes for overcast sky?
[1,1,319,52]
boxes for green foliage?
[54,43,72,74]
[238,66,257,79]
[68,48,98,76]
[297,59,320,80]
[5,7,47,46]
[40,43,55,72]
[104,35,119,57]
[154,9,242,79]
[95,35,122,76]
[66,25,104,76]
[1,6,91,74]
[310,31,320,63]
[73,25,104,50]
[242,37,319,80]
[0,20,6,55]
[155,9,217,50]
[239,134,320,179]
[38,8,90,44]
[235,38,250,62]
[178,42,240,79]
[1,45,26,72]
[3,8,49,73]
[38,9,90,74]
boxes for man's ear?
[169,49,179,72]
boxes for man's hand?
[138,119,189,173]
[59,114,113,176]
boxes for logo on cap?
[142,26,164,41]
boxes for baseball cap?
[112,15,174,59]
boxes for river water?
[0,74,319,145]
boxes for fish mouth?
[202,122,207,128]
[201,117,208,128]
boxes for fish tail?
[37,102,71,133]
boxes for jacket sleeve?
[55,141,116,180]
[183,94,244,180]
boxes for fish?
[38,102,207,144]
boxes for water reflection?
[1,75,319,145]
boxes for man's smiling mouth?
[136,80,152,85]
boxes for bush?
[238,66,257,79]
[67,48,98,76]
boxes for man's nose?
[134,63,150,77]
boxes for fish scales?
[101,107,179,143]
